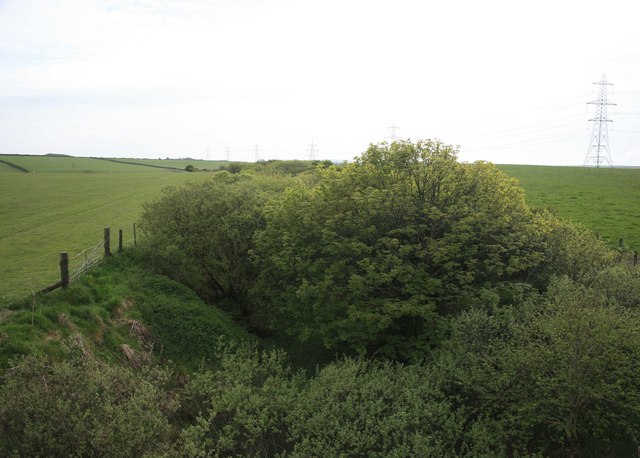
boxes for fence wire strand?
[68,241,104,284]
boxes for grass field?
[109,158,229,170]
[498,165,640,251]
[0,156,216,304]
[0,155,171,173]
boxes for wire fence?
[31,225,137,296]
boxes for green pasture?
[498,165,640,250]
[0,155,167,173]
[0,165,213,304]
[110,157,228,170]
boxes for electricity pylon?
[307,140,318,161]
[387,123,400,142]
[584,74,616,167]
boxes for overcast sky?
[1,0,639,164]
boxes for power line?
[534,92,591,110]
[447,113,584,141]
[456,119,585,142]
[466,132,585,152]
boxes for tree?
[139,172,292,318]
[252,140,548,359]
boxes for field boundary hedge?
[0,158,29,173]
[93,157,185,172]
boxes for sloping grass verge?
[0,251,251,372]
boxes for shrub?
[287,358,462,457]
[178,343,303,457]
[0,354,177,457]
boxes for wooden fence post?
[619,238,624,248]
[133,223,137,248]
[104,227,111,257]
[60,252,69,288]
[634,251,638,266]
[118,229,123,253]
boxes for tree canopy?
[253,140,551,358]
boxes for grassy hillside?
[498,165,640,250]
[0,161,215,303]
[0,252,251,372]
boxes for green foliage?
[139,173,293,319]
[589,264,640,307]
[226,163,243,174]
[178,343,303,457]
[177,346,464,458]
[287,358,463,457]
[254,160,317,176]
[253,140,547,359]
[0,354,178,457]
[529,212,616,287]
[435,277,640,456]
[5,145,640,456]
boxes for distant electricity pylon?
[584,74,616,167]
[254,144,260,162]
[225,146,230,162]
[307,140,318,161]
[387,124,400,142]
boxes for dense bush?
[176,345,465,457]
[528,214,616,288]
[434,276,640,456]
[178,343,303,457]
[287,359,463,457]
[4,292,640,456]
[0,353,177,457]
